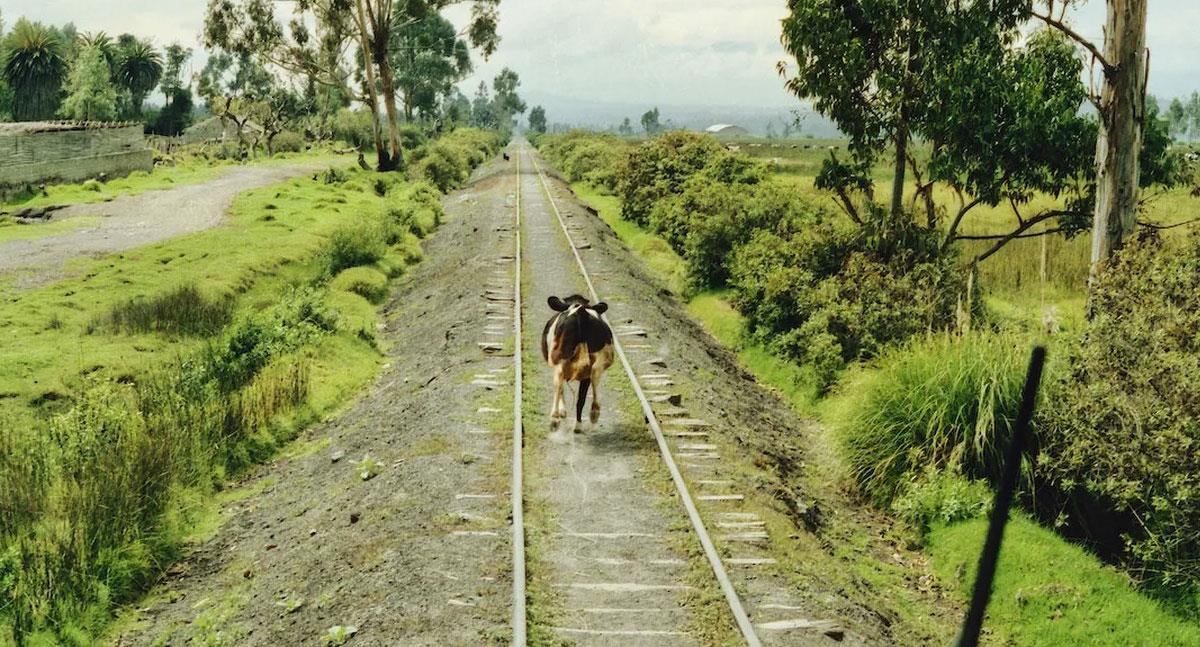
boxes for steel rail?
[511,149,528,647]
[526,146,763,647]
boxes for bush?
[1037,231,1200,591]
[412,141,469,192]
[323,220,388,276]
[104,285,233,337]
[538,131,631,193]
[617,131,724,226]
[272,130,306,154]
[834,332,1030,505]
[330,108,375,149]
[893,469,993,540]
[387,182,443,237]
[731,208,965,391]
[331,267,389,303]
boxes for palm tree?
[77,31,117,73]
[2,19,67,120]
[115,39,162,117]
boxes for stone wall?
[0,123,154,190]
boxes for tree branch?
[1030,10,1115,74]
[967,209,1080,264]
[1141,217,1200,231]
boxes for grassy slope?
[0,167,371,416]
[567,180,1200,645]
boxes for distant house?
[704,123,749,138]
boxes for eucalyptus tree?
[389,9,470,121]
[115,38,163,117]
[640,107,660,135]
[198,50,276,155]
[491,67,524,130]
[528,105,546,134]
[779,0,1181,270]
[2,18,68,120]
[203,0,502,171]
[59,43,118,120]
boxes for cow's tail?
[576,379,591,423]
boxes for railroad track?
[508,143,759,645]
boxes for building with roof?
[703,123,750,138]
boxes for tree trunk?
[1088,0,1148,304]
[375,42,405,170]
[353,0,392,171]
[890,129,908,218]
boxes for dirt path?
[0,162,341,288]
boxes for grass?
[827,333,1034,506]
[931,516,1200,646]
[0,162,447,644]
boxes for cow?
[541,294,614,432]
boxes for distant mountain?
[517,90,843,139]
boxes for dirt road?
[0,162,339,288]
[115,145,945,646]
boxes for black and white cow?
[541,294,614,431]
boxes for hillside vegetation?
[537,129,1200,640]
[0,128,499,644]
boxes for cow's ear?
[548,296,568,311]
[592,302,608,315]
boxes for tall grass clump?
[322,219,388,276]
[103,284,234,337]
[0,290,332,643]
[834,332,1030,505]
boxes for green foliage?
[323,220,388,276]
[59,44,119,121]
[331,267,389,303]
[2,18,67,120]
[1037,231,1200,591]
[640,107,662,134]
[730,207,964,390]
[617,131,724,226]
[892,468,992,539]
[528,105,547,134]
[408,127,500,192]
[114,38,163,117]
[104,285,234,337]
[833,332,1029,505]
[330,108,376,150]
[538,130,631,193]
[389,11,471,121]
[272,130,306,154]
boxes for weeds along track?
[510,144,762,646]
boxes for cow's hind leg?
[589,377,601,425]
[549,370,565,430]
[575,379,591,433]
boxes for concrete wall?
[0,125,153,189]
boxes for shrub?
[104,285,233,337]
[834,332,1030,505]
[1037,231,1200,590]
[387,182,443,237]
[272,130,306,154]
[617,131,724,226]
[330,108,375,149]
[730,207,964,390]
[323,220,387,275]
[331,267,389,303]
[649,175,804,289]
[412,142,468,192]
[892,468,993,540]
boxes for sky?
[4,0,1199,117]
